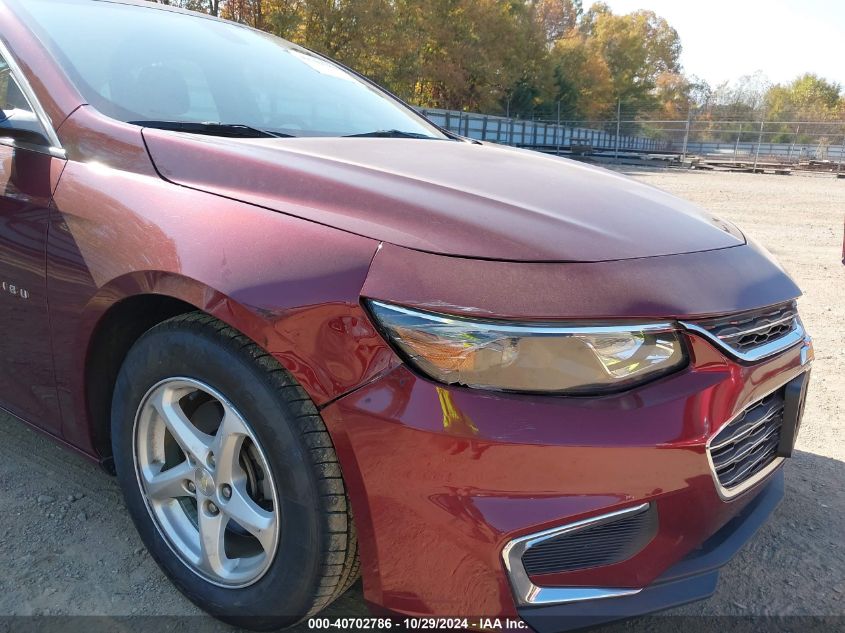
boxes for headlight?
[367,300,686,394]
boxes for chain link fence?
[422,107,845,174]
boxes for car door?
[0,48,64,433]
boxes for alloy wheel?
[133,377,280,588]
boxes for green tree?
[765,73,842,121]
[764,73,843,142]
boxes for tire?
[111,312,359,630]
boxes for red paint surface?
[143,130,745,262]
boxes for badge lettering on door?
[1,281,29,300]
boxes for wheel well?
[86,294,197,459]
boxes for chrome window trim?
[501,503,650,606]
[370,300,676,336]
[680,317,805,363]
[0,36,66,158]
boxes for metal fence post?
[838,134,844,176]
[481,116,488,142]
[733,124,743,162]
[753,120,764,172]
[788,124,799,163]
[614,99,621,163]
[681,108,692,161]
[556,101,562,155]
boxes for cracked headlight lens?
[367,300,686,394]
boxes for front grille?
[521,504,657,576]
[709,389,785,490]
[693,302,799,356]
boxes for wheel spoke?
[149,386,213,464]
[225,484,277,554]
[212,406,250,483]
[144,459,194,501]
[198,507,234,578]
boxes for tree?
[763,73,843,142]
[653,71,692,120]
[386,0,548,113]
[532,0,582,47]
[549,35,614,120]
[584,9,681,114]
[765,73,842,121]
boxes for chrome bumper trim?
[501,503,650,606]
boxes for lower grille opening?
[521,504,658,576]
[709,389,785,491]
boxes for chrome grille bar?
[706,386,787,498]
[681,301,804,362]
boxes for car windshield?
[17,0,447,140]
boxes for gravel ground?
[0,167,842,632]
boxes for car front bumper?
[320,321,810,624]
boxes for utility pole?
[615,98,621,163]
[753,120,765,172]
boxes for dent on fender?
[45,153,397,454]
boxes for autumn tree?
[548,36,614,120]
[583,8,681,114]
[532,0,582,47]
[387,0,548,113]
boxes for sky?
[595,0,845,88]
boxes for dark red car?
[0,0,813,630]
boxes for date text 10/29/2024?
[307,618,530,630]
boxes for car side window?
[0,54,53,148]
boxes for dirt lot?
[0,168,842,631]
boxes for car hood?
[143,131,745,262]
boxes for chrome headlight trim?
[369,300,677,336]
